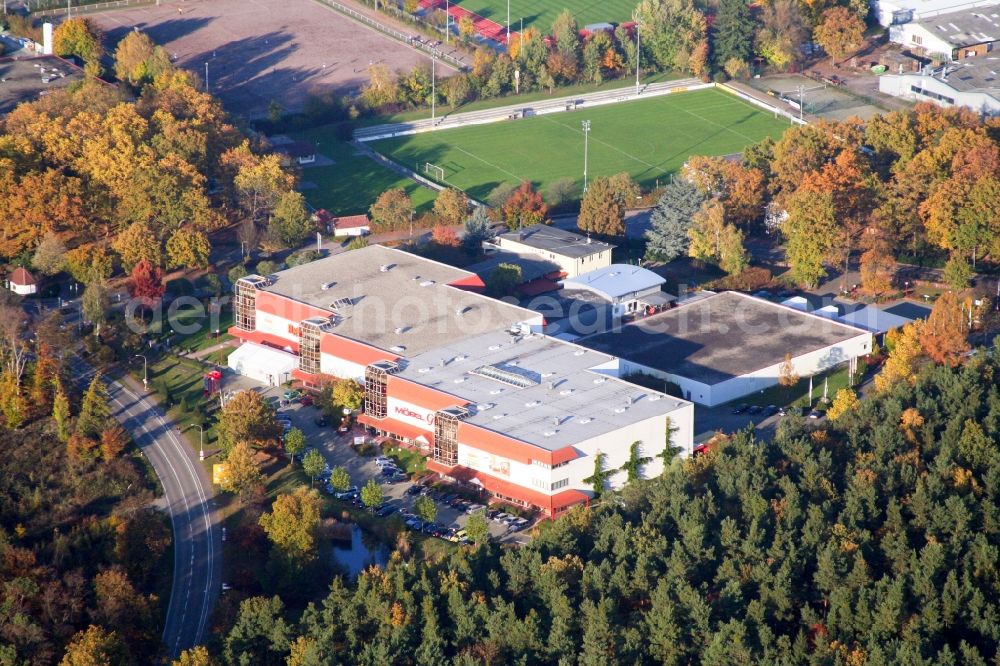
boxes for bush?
[286,250,322,267]
[704,266,774,292]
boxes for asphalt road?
[69,357,220,658]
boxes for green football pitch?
[456,0,637,32]
[372,88,791,201]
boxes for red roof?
[358,413,432,442]
[334,215,370,229]
[9,267,36,286]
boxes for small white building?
[562,264,672,319]
[879,59,1000,114]
[889,6,1000,59]
[228,341,297,386]
[333,215,370,237]
[872,0,997,27]
[495,224,613,279]
[7,268,37,295]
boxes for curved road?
[70,357,220,657]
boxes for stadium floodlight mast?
[634,18,641,95]
[507,0,510,45]
[431,50,438,125]
[581,120,591,192]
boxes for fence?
[311,0,466,70]
[716,82,808,126]
[31,0,152,16]
[353,78,707,141]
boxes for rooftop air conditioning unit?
[321,281,335,290]
[380,264,392,272]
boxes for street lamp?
[581,120,591,192]
[634,19,641,96]
[134,354,147,390]
[190,423,205,460]
[431,49,437,125]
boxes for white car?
[375,458,396,468]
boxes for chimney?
[42,23,53,55]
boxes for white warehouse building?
[580,291,873,407]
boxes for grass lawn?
[288,135,437,216]
[382,444,428,475]
[371,87,791,200]
[742,364,857,409]
[456,0,637,32]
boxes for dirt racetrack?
[92,0,449,117]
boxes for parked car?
[762,405,779,417]
[380,466,400,477]
[313,416,328,427]
[405,485,423,496]
[375,458,396,469]
[404,518,423,531]
[487,509,501,520]
[493,512,510,523]
[283,389,301,401]
[300,394,314,407]
[338,423,350,434]
[376,504,397,517]
[747,404,762,415]
[465,504,486,514]
[731,403,749,415]
[333,486,359,500]
[808,409,824,420]
[384,473,407,484]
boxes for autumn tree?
[920,291,969,367]
[783,188,839,287]
[100,425,129,461]
[360,64,400,110]
[331,378,364,411]
[688,199,748,274]
[221,441,265,502]
[53,385,72,442]
[31,233,67,276]
[227,146,295,225]
[0,169,88,260]
[81,280,110,336]
[268,191,312,248]
[128,259,165,308]
[113,223,161,272]
[166,228,211,269]
[114,30,172,86]
[369,188,413,232]
[431,224,460,248]
[259,486,322,567]
[826,388,859,420]
[172,646,219,666]
[875,320,924,392]
[756,0,808,70]
[813,7,864,64]
[433,189,469,225]
[778,353,798,387]
[60,625,129,666]
[218,390,281,455]
[503,182,548,229]
[53,18,104,75]
[683,156,765,226]
[645,179,705,261]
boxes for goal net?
[423,162,445,181]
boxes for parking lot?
[225,375,530,545]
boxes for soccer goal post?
[423,162,445,181]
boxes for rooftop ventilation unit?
[489,389,502,395]
[525,400,540,407]
[493,413,506,420]
[321,281,335,290]
[379,264,394,272]
[593,377,607,384]
[389,345,406,353]
[420,280,435,287]
[488,344,502,351]
[614,407,627,414]
[624,396,632,406]
[573,350,585,356]
[560,389,574,396]
[472,364,539,389]
[544,431,556,437]
[551,416,560,426]
[418,367,431,373]
[394,326,408,335]
[478,403,495,411]
[453,377,465,384]
[578,417,592,424]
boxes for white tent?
[228,342,298,386]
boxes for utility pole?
[445,0,449,44]
[205,61,209,91]
[190,423,205,460]
[506,0,510,45]
[634,21,641,95]
[581,120,591,193]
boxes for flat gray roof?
[915,5,1000,47]
[497,224,614,259]
[0,56,85,115]
[466,248,561,283]
[259,245,538,356]
[580,291,870,385]
[395,330,688,450]
[938,57,1000,93]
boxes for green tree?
[359,478,383,508]
[329,466,350,492]
[76,374,110,438]
[485,263,522,297]
[465,511,489,544]
[783,188,839,287]
[81,280,110,336]
[259,486,322,566]
[462,207,493,254]
[583,452,610,497]
[620,441,652,482]
[283,427,305,465]
[942,254,973,290]
[657,416,681,469]
[53,385,71,442]
[114,30,172,86]
[302,449,326,488]
[414,494,437,522]
[712,0,755,70]
[645,179,705,261]
[221,441,264,502]
[224,596,291,666]
[269,191,313,248]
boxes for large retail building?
[229,246,693,517]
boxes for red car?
[300,394,314,407]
